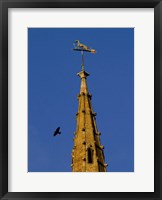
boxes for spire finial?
[77,70,89,94]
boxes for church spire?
[71,71,107,171]
[71,41,107,172]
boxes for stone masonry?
[71,70,108,172]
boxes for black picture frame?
[0,0,162,199]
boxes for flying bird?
[53,127,61,136]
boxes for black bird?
[53,127,61,136]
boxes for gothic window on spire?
[87,147,93,164]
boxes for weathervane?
[73,40,96,71]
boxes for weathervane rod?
[81,51,84,71]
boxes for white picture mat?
[8,8,154,192]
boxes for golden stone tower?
[71,70,107,172]
[71,40,108,172]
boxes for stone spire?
[71,70,107,172]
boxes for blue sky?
[28,28,134,172]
